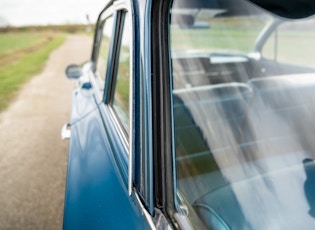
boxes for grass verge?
[0,33,44,55]
[0,34,65,112]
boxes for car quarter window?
[95,15,114,82]
[262,18,315,68]
[111,11,131,136]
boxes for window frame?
[107,10,131,138]
[91,5,117,91]
[91,3,131,151]
[104,10,130,144]
[150,0,177,222]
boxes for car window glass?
[262,18,315,68]
[170,0,315,229]
[112,11,131,135]
[96,16,114,81]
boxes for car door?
[63,2,150,229]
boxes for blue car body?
[63,0,315,229]
[63,0,161,228]
[63,90,148,229]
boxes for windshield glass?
[170,0,315,229]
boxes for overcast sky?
[0,0,107,26]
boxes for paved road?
[0,35,92,229]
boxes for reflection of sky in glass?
[121,12,131,46]
[103,17,113,38]
[0,0,105,26]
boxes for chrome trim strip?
[134,190,174,230]
[108,106,130,151]
[127,2,134,196]
[134,191,156,230]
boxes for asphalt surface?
[0,34,92,229]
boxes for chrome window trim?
[134,190,157,230]
[108,105,130,151]
[91,5,116,64]
[127,13,134,194]
[107,5,131,143]
[134,190,174,230]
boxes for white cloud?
[0,0,105,26]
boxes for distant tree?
[86,14,92,33]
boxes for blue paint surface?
[63,88,149,229]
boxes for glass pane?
[263,19,315,68]
[97,16,114,81]
[113,12,130,134]
[171,0,315,229]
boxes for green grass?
[0,33,44,55]
[0,34,65,111]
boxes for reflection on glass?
[97,16,114,81]
[171,0,315,229]
[263,19,315,68]
[113,12,130,135]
